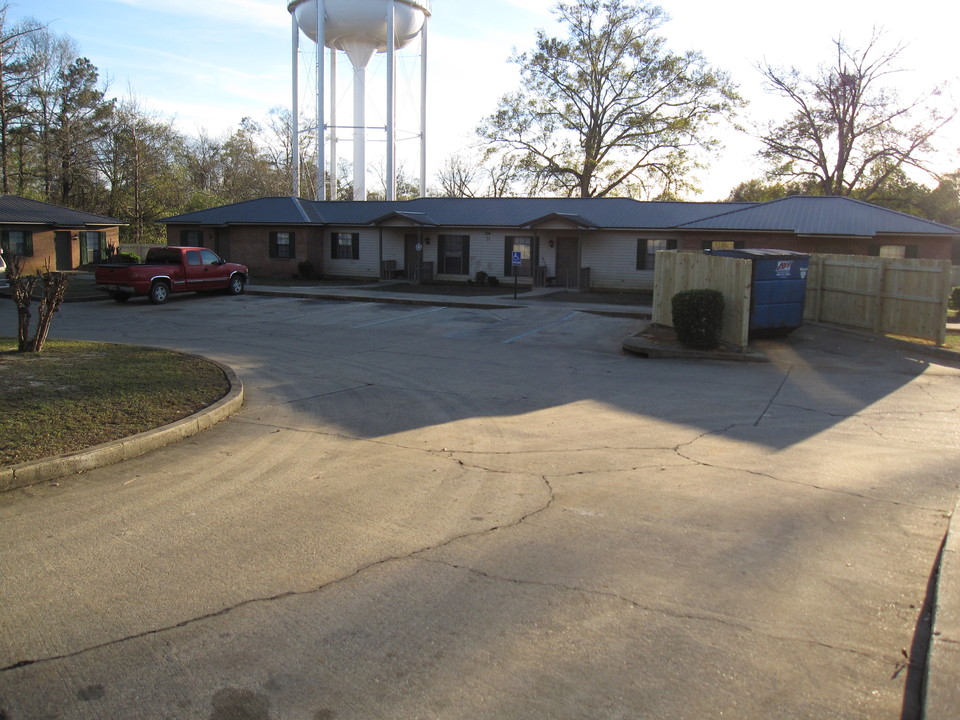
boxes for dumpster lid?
[706,248,809,259]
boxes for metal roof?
[678,195,960,237]
[160,195,960,238]
[0,195,127,227]
[162,196,754,230]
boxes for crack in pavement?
[0,476,555,675]
[673,426,947,512]
[414,555,897,667]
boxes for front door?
[54,231,73,270]
[404,234,421,282]
[554,237,579,287]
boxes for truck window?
[200,249,221,266]
[145,248,183,264]
[186,250,202,266]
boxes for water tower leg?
[315,0,326,201]
[291,14,300,198]
[386,1,396,202]
[353,64,366,201]
[330,49,338,201]
[420,17,428,197]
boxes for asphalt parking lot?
[1,293,959,719]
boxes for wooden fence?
[652,251,753,351]
[804,254,952,345]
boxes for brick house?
[0,195,126,273]
[161,195,960,290]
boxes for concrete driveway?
[1,294,959,719]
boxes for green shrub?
[486,275,500,287]
[951,286,960,311]
[115,252,141,264]
[474,270,488,286]
[671,289,725,350]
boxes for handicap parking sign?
[512,251,522,266]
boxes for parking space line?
[501,311,580,344]
[352,306,448,328]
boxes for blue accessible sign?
[512,251,522,266]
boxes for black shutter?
[461,237,470,275]
[330,233,336,259]
[289,232,296,259]
[180,230,188,244]
[504,238,512,277]
[352,233,360,260]
[867,244,881,256]
[636,239,648,270]
[701,240,712,251]
[23,231,33,257]
[905,245,919,259]
[269,232,278,258]
[666,239,678,251]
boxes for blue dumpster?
[707,249,809,335]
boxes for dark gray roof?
[0,195,126,227]
[678,195,960,237]
[160,195,960,238]
[162,196,754,230]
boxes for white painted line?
[352,306,448,328]
[502,311,580,344]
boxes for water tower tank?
[289,0,429,67]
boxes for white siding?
[581,231,676,291]
[323,227,381,279]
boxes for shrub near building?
[672,289,725,350]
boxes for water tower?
[288,0,431,201]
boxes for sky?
[15,0,960,200]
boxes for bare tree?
[479,0,740,199]
[757,30,956,199]
[436,152,481,197]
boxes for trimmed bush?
[486,275,500,287]
[115,252,141,264]
[671,289,725,350]
[475,270,488,286]
[951,286,960,311]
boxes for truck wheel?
[111,292,131,303]
[149,282,170,305]
[227,274,245,295]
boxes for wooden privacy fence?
[652,251,753,351]
[804,254,952,345]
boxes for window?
[270,231,296,259]
[868,244,919,259]
[636,238,677,270]
[331,232,359,260]
[438,234,470,275]
[1,230,33,257]
[200,249,222,265]
[504,236,534,277]
[79,231,106,264]
[185,250,202,266]
[701,240,745,252]
[180,230,203,245]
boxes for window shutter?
[734,241,745,249]
[701,240,712,251]
[462,237,471,275]
[269,232,278,258]
[504,239,512,277]
[636,239,648,270]
[666,239,678,251]
[330,233,336,259]
[905,245,919,259]
[352,234,360,260]
[867,244,881,257]
[289,232,296,258]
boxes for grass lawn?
[0,339,229,467]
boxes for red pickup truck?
[95,246,249,304]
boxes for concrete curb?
[622,331,768,362]
[0,356,243,493]
[923,497,960,720]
